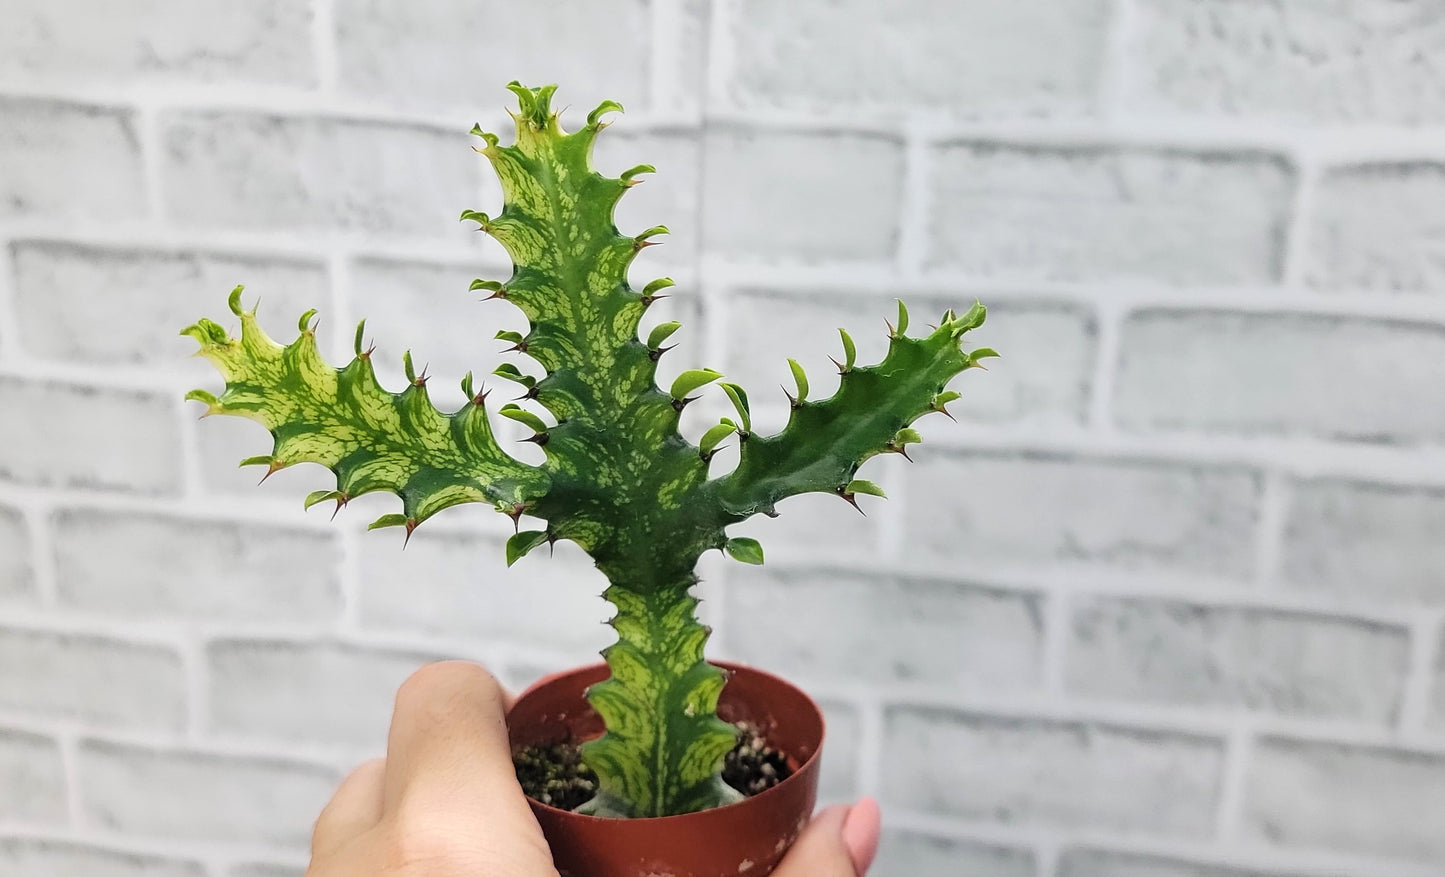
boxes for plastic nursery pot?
[507,660,825,877]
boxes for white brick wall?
[2,2,1444,876]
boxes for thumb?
[773,798,881,877]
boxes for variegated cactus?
[183,83,994,819]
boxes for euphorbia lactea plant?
[183,83,994,819]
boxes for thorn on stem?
[403,518,419,548]
[258,460,284,484]
[672,396,696,413]
[330,495,350,521]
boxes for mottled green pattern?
[181,291,548,526]
[184,83,993,819]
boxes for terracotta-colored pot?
[507,660,825,877]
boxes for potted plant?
[182,82,994,877]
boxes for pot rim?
[509,658,826,824]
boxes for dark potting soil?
[514,722,792,812]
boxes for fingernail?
[841,797,881,874]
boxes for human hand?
[307,661,881,876]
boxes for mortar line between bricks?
[758,554,1434,628]
[696,107,1445,160]
[175,398,206,501]
[180,632,210,745]
[1039,587,1072,699]
[20,499,58,608]
[0,82,708,138]
[873,455,905,561]
[9,718,359,770]
[327,251,352,363]
[703,0,736,112]
[12,79,1445,161]
[312,0,339,94]
[878,811,1445,877]
[852,693,884,800]
[55,730,83,830]
[894,125,932,278]
[0,824,311,870]
[1398,609,1445,733]
[0,238,20,364]
[1032,842,1059,877]
[1212,721,1254,842]
[132,104,168,224]
[1250,470,1290,587]
[649,0,679,111]
[1280,158,1321,288]
[1096,0,1139,121]
[335,526,363,636]
[1083,298,1123,434]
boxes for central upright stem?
[576,559,742,818]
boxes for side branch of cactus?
[710,303,994,521]
[181,289,550,531]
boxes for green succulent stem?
[182,82,992,819]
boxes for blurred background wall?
[1,1,1444,875]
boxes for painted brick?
[1066,598,1408,724]
[725,568,1043,691]
[192,414,340,501]
[730,0,1110,119]
[0,729,66,824]
[903,452,1260,578]
[1242,737,1445,862]
[161,113,479,239]
[1280,479,1445,607]
[594,130,702,267]
[816,700,861,801]
[208,640,439,748]
[0,378,181,495]
[0,507,31,602]
[1058,848,1281,877]
[721,483,888,563]
[0,0,313,86]
[0,839,204,877]
[1115,310,1445,443]
[53,509,341,623]
[881,708,1222,835]
[725,292,1094,429]
[1126,0,1445,125]
[335,0,649,114]
[873,832,1035,877]
[12,241,327,367]
[0,98,145,222]
[0,628,186,731]
[357,531,613,658]
[668,0,710,111]
[701,128,904,263]
[1306,162,1445,293]
[346,256,520,412]
[927,144,1294,284]
[77,740,339,847]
